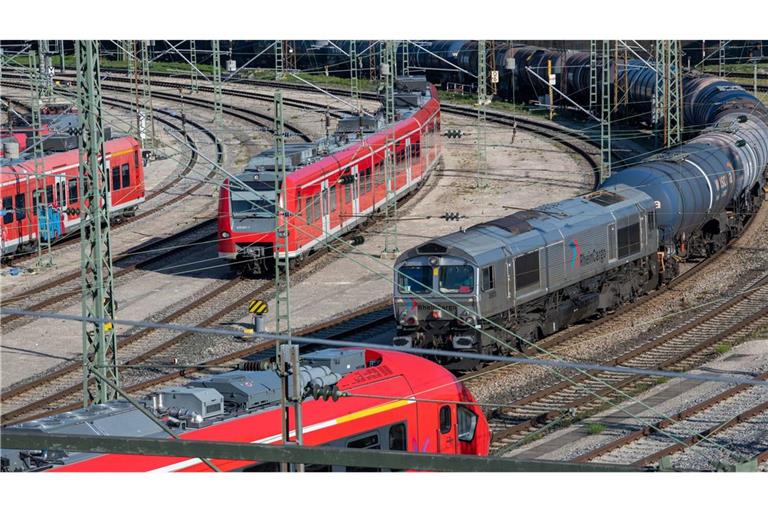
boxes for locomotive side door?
[405,138,412,185]
[351,165,360,216]
[321,179,330,235]
[437,404,456,454]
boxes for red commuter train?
[1,349,491,472]
[0,135,145,259]
[218,77,442,274]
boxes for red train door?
[437,404,456,454]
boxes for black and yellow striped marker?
[248,299,269,315]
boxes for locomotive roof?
[398,184,653,265]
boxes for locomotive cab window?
[439,265,474,294]
[346,432,381,472]
[481,266,495,292]
[457,405,478,442]
[647,210,656,230]
[439,405,452,434]
[398,265,433,294]
[618,223,641,259]
[515,251,540,292]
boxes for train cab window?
[457,405,478,442]
[648,210,656,231]
[14,194,26,221]
[398,265,433,294]
[111,166,122,191]
[439,405,452,434]
[2,197,13,224]
[618,223,641,259]
[515,251,540,292]
[68,178,79,204]
[439,265,474,294]
[330,185,337,212]
[46,185,54,204]
[481,266,495,292]
[121,164,131,189]
[389,423,407,451]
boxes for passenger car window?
[2,197,13,224]
[14,194,26,221]
[121,164,131,189]
[111,166,121,191]
[457,405,478,442]
[439,405,452,434]
[481,266,494,291]
[46,185,54,204]
[68,178,79,203]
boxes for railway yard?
[1,29,768,489]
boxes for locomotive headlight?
[428,256,439,266]
[221,231,231,239]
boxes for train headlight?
[221,231,231,239]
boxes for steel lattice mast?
[76,40,119,405]
[273,91,303,472]
[189,40,199,93]
[476,40,488,188]
[140,40,156,153]
[350,40,360,111]
[29,50,53,268]
[600,40,612,182]
[382,40,399,258]
[275,40,284,80]
[212,40,223,126]
[589,40,598,112]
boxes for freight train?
[218,75,442,275]
[0,349,491,472]
[391,52,768,359]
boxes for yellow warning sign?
[248,299,269,315]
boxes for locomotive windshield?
[398,266,433,294]
[439,265,474,294]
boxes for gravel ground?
[501,338,768,469]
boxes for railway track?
[571,372,768,468]
[0,81,322,330]
[483,272,768,455]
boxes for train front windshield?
[439,265,474,294]
[231,179,277,218]
[398,266,433,294]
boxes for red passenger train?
[218,77,442,274]
[1,349,491,472]
[0,136,145,259]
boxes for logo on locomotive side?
[569,239,582,268]
[569,239,606,268]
